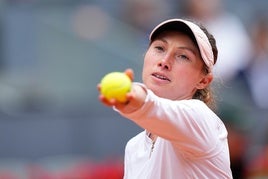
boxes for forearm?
[118,88,182,139]
[118,91,218,151]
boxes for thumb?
[124,68,134,81]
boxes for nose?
[157,56,171,70]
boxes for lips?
[152,73,171,82]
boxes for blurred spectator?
[179,0,251,82]
[242,15,268,109]
[238,15,268,177]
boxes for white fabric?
[118,86,232,179]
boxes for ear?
[196,73,213,89]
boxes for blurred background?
[0,0,267,178]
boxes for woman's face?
[142,30,212,100]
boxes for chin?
[152,89,169,98]
[145,83,171,98]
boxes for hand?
[97,68,134,107]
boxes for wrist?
[119,83,147,114]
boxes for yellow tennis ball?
[100,72,131,103]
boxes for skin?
[98,30,213,114]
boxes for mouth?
[152,73,171,82]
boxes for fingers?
[97,84,101,92]
[99,94,132,107]
[124,68,134,81]
[98,94,116,106]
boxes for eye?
[176,54,189,61]
[155,46,164,52]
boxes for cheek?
[174,68,200,87]
[144,51,154,63]
[143,53,154,71]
